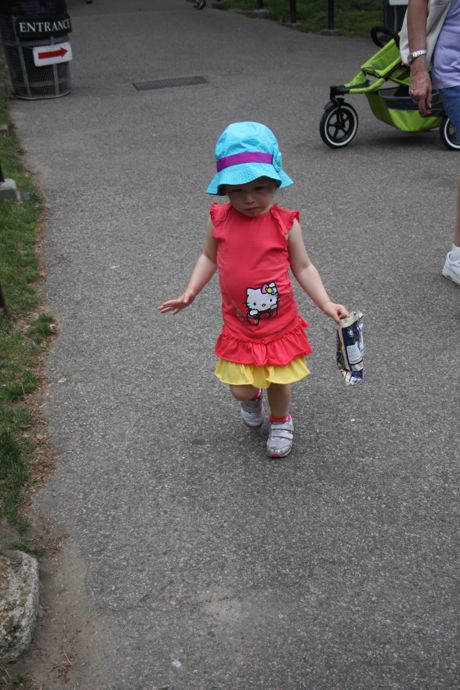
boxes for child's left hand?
[322,301,349,324]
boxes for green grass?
[0,57,55,531]
[7,537,47,559]
[0,659,31,690]
[214,0,385,37]
[0,427,30,529]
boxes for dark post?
[0,284,9,318]
[257,0,264,8]
[328,0,334,30]
[290,0,297,23]
[0,161,4,183]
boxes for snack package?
[336,311,364,385]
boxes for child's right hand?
[158,289,196,314]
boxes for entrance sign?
[15,15,72,38]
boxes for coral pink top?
[211,202,313,367]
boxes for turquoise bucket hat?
[206,121,293,195]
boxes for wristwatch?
[408,49,427,64]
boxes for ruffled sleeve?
[270,205,300,237]
[210,202,231,238]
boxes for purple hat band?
[216,151,273,173]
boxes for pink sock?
[270,414,291,424]
[250,388,262,401]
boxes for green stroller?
[320,30,459,150]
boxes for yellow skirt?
[214,355,310,388]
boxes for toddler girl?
[159,122,348,458]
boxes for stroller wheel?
[320,103,359,148]
[370,25,399,48]
[440,117,460,150]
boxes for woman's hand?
[409,60,432,115]
[322,301,349,324]
[158,289,196,314]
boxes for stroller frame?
[320,35,458,150]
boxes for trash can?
[0,0,72,100]
[383,0,408,34]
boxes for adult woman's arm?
[407,0,432,114]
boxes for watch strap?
[409,49,427,64]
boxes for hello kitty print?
[246,282,279,325]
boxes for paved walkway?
[10,1,459,688]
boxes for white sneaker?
[240,392,263,428]
[442,251,460,285]
[266,416,294,458]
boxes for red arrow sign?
[33,41,72,66]
[37,46,68,60]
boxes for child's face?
[225,177,277,217]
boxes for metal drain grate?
[133,75,207,91]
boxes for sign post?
[328,0,335,30]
